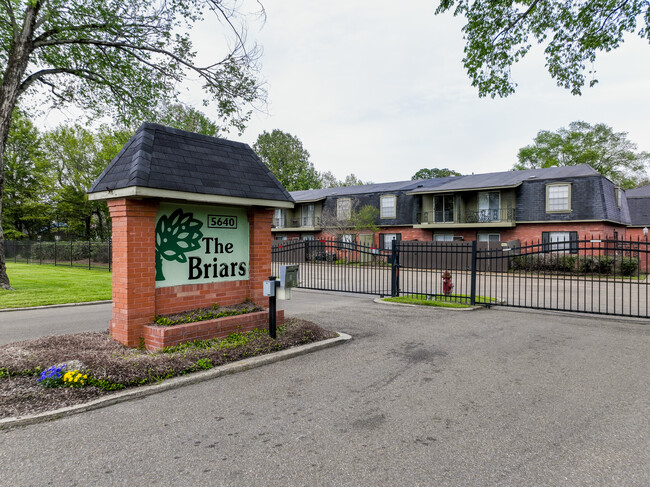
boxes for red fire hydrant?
[441,270,454,296]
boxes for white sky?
[225,1,650,184]
[38,0,650,185]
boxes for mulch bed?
[0,319,336,419]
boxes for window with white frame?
[338,233,354,250]
[301,204,315,226]
[274,208,286,228]
[433,233,454,242]
[337,198,351,220]
[477,233,500,242]
[433,195,454,222]
[380,233,401,250]
[478,191,500,222]
[380,195,396,218]
[546,184,571,212]
[543,231,578,253]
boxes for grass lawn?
[383,293,497,308]
[0,263,112,309]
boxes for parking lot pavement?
[1,291,649,486]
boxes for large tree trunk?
[0,4,40,290]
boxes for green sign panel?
[155,203,249,288]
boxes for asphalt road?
[0,302,112,345]
[1,292,649,486]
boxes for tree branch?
[494,0,540,43]
[0,0,17,39]
[32,38,238,84]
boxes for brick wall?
[108,200,275,348]
[108,198,158,348]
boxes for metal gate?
[272,238,392,295]
[272,236,650,318]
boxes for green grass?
[383,293,497,308]
[0,263,112,309]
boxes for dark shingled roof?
[291,177,456,202]
[628,198,650,225]
[88,123,293,203]
[626,185,650,198]
[408,165,600,193]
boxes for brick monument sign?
[88,123,294,350]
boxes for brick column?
[108,198,159,347]
[248,207,274,306]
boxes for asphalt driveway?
[1,292,648,486]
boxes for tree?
[0,1,264,289]
[320,202,379,239]
[514,122,650,189]
[253,130,321,191]
[435,1,650,97]
[153,103,221,137]
[411,168,461,180]
[320,170,340,189]
[320,171,372,188]
[3,110,52,239]
[43,124,133,240]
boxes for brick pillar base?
[108,198,158,347]
[248,207,274,306]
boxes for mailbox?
[277,265,299,300]
[262,280,276,297]
[279,265,299,289]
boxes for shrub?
[618,257,639,276]
[597,256,614,274]
[579,256,598,273]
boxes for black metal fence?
[272,236,650,318]
[5,240,112,271]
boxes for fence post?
[470,240,477,305]
[54,239,57,266]
[70,240,73,267]
[390,239,400,297]
[88,240,91,270]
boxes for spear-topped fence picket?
[272,236,650,318]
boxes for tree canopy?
[411,168,461,180]
[253,130,321,192]
[514,121,650,189]
[0,0,264,289]
[435,0,650,97]
[320,171,372,188]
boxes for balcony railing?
[273,216,321,229]
[417,208,515,225]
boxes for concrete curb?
[0,300,112,313]
[374,298,483,311]
[0,332,352,430]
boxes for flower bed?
[143,309,284,351]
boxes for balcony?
[416,208,516,227]
[273,216,321,230]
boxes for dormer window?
[546,184,571,212]
[380,195,396,218]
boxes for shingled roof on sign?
[88,123,293,206]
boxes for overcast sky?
[216,1,650,184]
[39,1,650,185]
